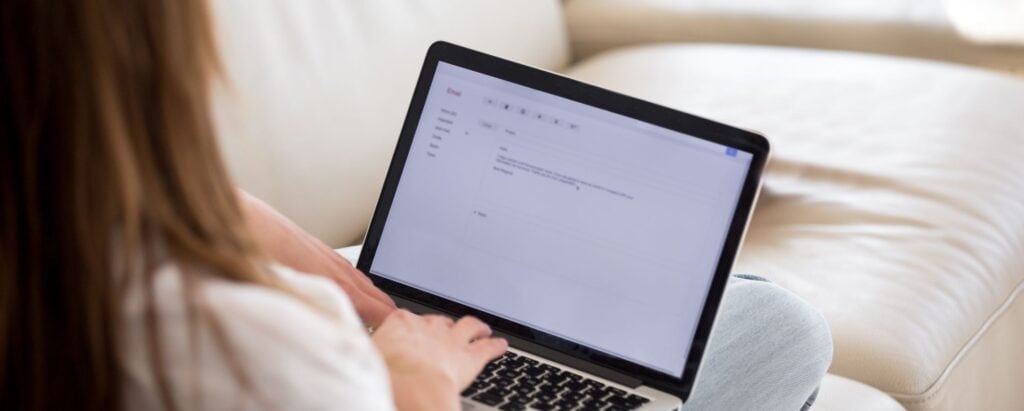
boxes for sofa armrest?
[562,0,1024,72]
[816,374,905,411]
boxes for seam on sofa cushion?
[887,277,1024,403]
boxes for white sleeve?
[121,264,395,410]
[211,266,395,410]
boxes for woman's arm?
[238,190,396,327]
[237,191,506,410]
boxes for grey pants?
[683,275,833,410]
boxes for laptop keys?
[522,365,546,378]
[464,351,652,410]
[518,376,542,388]
[542,371,569,385]
[628,394,652,405]
[581,396,610,409]
[473,392,505,406]
[561,391,585,402]
[488,385,517,395]
[532,390,559,404]
[512,384,536,397]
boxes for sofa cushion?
[564,44,1024,410]
[210,0,569,246]
[564,0,1024,74]
[816,374,905,411]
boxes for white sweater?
[120,264,395,410]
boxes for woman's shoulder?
[124,262,360,345]
[120,263,395,410]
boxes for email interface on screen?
[371,62,752,376]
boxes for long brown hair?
[1,1,275,409]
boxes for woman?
[0,1,831,410]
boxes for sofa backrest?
[211,0,569,246]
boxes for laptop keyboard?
[461,351,652,410]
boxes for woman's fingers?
[461,337,508,384]
[452,316,492,342]
[470,337,508,364]
[455,317,506,373]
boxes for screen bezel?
[357,41,769,401]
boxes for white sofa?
[211,1,1024,410]
[565,0,1024,75]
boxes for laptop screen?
[369,62,753,377]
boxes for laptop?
[357,41,769,410]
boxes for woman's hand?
[238,190,396,327]
[372,310,508,411]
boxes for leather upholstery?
[816,374,906,411]
[210,0,569,246]
[564,0,1024,74]
[565,44,1024,410]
